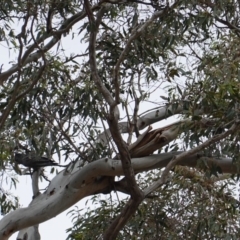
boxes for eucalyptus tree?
[0,0,240,239]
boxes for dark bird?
[14,152,59,169]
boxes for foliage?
[1,0,240,239]
[67,170,240,239]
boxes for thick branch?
[84,0,142,204]
[85,2,115,107]
[0,150,237,239]
[103,197,143,240]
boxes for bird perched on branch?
[14,152,59,169]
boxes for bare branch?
[32,170,40,197]
[0,4,101,84]
[84,1,115,107]
[113,8,167,103]
[97,100,207,146]
[143,120,240,196]
[0,148,238,239]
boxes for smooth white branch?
[0,152,236,239]
[97,101,206,145]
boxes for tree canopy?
[1,0,240,239]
